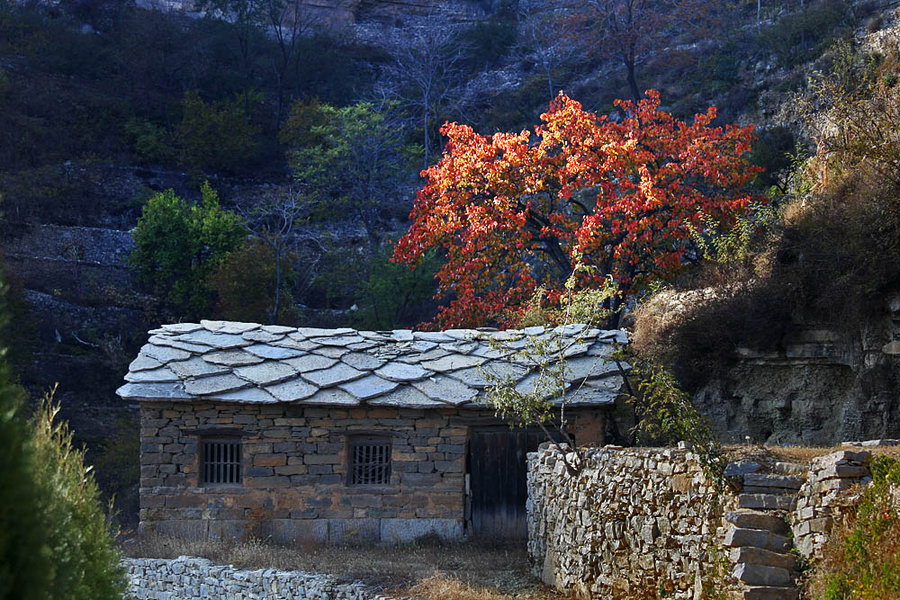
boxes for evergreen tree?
[0,269,126,600]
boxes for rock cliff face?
[690,297,900,446]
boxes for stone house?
[118,321,626,545]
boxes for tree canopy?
[393,91,762,329]
[130,183,244,318]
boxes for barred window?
[201,438,242,485]
[348,436,392,486]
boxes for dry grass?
[407,573,571,600]
[723,443,900,466]
[124,533,571,599]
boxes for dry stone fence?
[527,443,888,600]
[123,556,397,600]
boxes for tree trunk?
[626,58,640,104]
[272,245,282,325]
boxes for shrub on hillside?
[808,456,900,599]
[207,239,303,326]
[176,91,260,175]
[130,183,244,319]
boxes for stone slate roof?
[116,321,627,408]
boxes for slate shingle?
[117,322,628,407]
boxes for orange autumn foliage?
[393,91,763,329]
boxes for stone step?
[738,494,796,511]
[725,510,789,534]
[741,586,799,600]
[733,563,793,587]
[773,462,807,476]
[743,473,805,490]
[725,461,762,478]
[729,546,796,570]
[742,486,800,495]
[817,464,870,479]
[724,527,791,553]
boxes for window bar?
[230,442,236,484]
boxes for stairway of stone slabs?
[723,460,807,600]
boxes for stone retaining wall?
[528,444,896,599]
[527,445,731,599]
[791,449,872,559]
[123,556,394,600]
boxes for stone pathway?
[724,461,806,600]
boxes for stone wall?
[527,446,729,600]
[123,556,394,600]
[528,445,900,599]
[791,449,872,559]
[140,402,605,544]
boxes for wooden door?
[466,428,547,540]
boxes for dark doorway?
[466,428,553,540]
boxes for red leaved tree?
[393,91,763,329]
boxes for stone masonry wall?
[528,445,900,600]
[141,402,605,545]
[141,403,468,544]
[527,446,731,600]
[123,556,395,600]
[791,449,872,559]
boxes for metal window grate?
[202,439,242,485]
[350,439,391,485]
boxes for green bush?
[130,182,244,318]
[124,118,176,166]
[208,239,302,326]
[625,362,726,483]
[0,357,49,600]
[28,394,127,600]
[350,247,439,330]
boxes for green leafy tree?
[28,394,127,600]
[350,246,439,331]
[484,271,619,474]
[0,279,48,600]
[285,101,417,238]
[130,183,244,318]
[176,90,260,174]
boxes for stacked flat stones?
[792,449,872,559]
[528,446,725,600]
[117,321,627,407]
[124,557,395,600]
[724,459,807,600]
